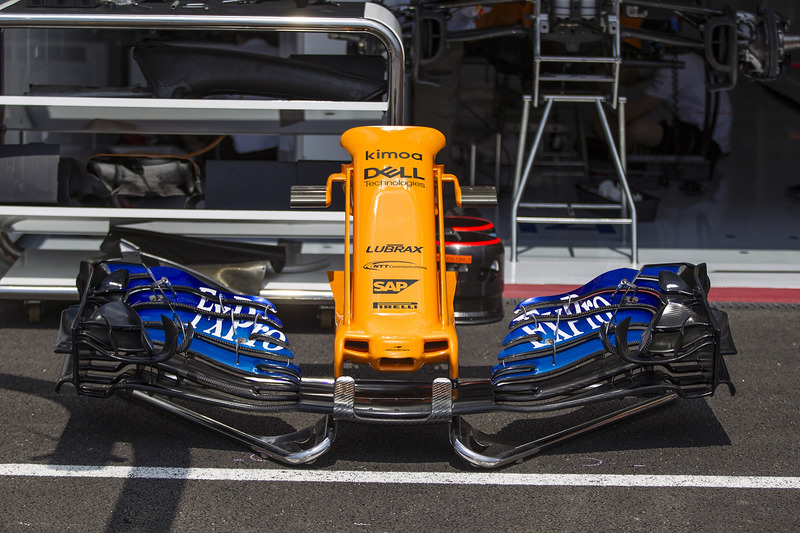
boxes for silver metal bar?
[494,132,502,190]
[461,186,498,207]
[594,98,637,264]
[619,97,627,175]
[532,0,543,107]
[782,34,800,52]
[510,97,554,262]
[610,0,621,108]
[451,393,678,468]
[470,143,477,186]
[469,130,502,187]
[290,185,329,209]
[0,285,78,299]
[539,56,621,63]
[576,108,590,176]
[541,94,619,103]
[538,74,616,83]
[130,390,336,465]
[516,217,633,224]
[520,202,628,210]
[618,97,628,243]
[512,95,532,195]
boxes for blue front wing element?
[491,264,730,397]
[69,260,300,389]
[58,260,733,407]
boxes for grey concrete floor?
[0,298,798,532]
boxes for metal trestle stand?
[510,95,637,263]
[509,0,638,264]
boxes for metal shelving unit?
[0,0,404,302]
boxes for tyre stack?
[442,216,504,324]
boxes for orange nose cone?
[329,126,459,378]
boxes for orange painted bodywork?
[323,126,465,378]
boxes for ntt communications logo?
[363,261,426,271]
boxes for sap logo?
[373,302,418,310]
[364,261,426,270]
[364,167,423,180]
[365,150,423,161]
[366,244,422,253]
[373,279,418,294]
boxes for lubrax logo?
[366,244,422,253]
[373,302,418,310]
[365,150,423,161]
[372,279,418,294]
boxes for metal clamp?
[459,186,497,207]
[333,376,454,423]
[290,185,329,209]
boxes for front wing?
[54,258,735,467]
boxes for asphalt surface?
[1,297,798,532]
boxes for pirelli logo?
[373,302,418,310]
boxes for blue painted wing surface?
[100,261,299,382]
[491,263,728,393]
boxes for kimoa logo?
[366,244,422,253]
[365,150,423,161]
[364,167,424,180]
[364,261,426,270]
[373,279,419,294]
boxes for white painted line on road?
[1,464,799,489]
